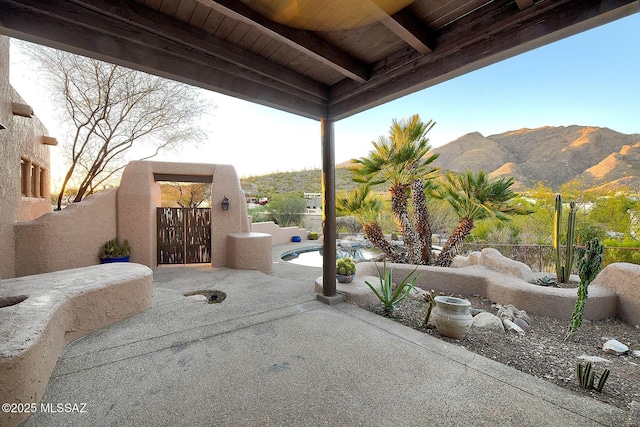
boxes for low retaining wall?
[592,262,640,325]
[0,263,153,427]
[319,261,618,322]
[250,221,309,245]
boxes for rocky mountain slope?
[243,126,640,195]
[430,126,640,190]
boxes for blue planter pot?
[337,274,354,283]
[101,255,130,264]
[291,236,302,242]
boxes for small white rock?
[503,318,525,335]
[577,355,611,364]
[602,339,629,355]
[632,350,640,358]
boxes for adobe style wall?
[351,261,618,322]
[592,262,640,325]
[14,189,118,277]
[11,161,252,277]
[118,161,250,268]
[0,36,54,280]
[250,221,308,245]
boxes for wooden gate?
[157,207,211,264]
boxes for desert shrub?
[602,238,640,265]
[336,216,363,235]
[575,223,607,245]
[248,205,271,223]
[268,193,306,227]
[471,221,521,245]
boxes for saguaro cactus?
[554,195,577,284]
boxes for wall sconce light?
[221,196,229,211]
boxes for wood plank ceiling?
[1,0,638,121]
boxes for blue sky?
[10,13,640,183]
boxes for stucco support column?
[320,118,336,297]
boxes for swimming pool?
[281,245,383,267]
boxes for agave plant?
[365,258,420,315]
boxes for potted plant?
[100,238,131,263]
[336,257,356,283]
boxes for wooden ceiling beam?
[195,0,370,83]
[515,0,535,10]
[367,5,435,54]
[328,0,639,120]
[64,0,329,101]
[0,0,329,119]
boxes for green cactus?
[565,238,604,340]
[336,257,356,276]
[554,195,577,284]
[100,237,131,259]
[576,361,610,392]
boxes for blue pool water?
[281,245,383,267]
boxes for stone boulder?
[472,312,505,332]
[480,248,537,283]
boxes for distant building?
[246,196,268,205]
[304,193,322,210]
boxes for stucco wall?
[0,36,54,279]
[250,221,309,245]
[12,84,51,223]
[14,189,117,277]
[118,161,249,268]
[0,37,15,280]
[592,262,640,325]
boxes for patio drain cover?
[183,290,226,304]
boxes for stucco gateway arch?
[117,161,271,273]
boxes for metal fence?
[461,243,640,273]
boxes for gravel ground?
[366,290,640,411]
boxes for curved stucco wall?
[0,263,153,427]
[117,161,249,268]
[354,261,618,321]
[592,262,640,325]
[14,189,117,277]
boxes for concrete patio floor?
[22,243,628,426]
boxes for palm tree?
[336,185,401,262]
[434,169,532,267]
[352,115,439,264]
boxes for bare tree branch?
[20,42,212,209]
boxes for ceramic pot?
[432,296,473,339]
[336,274,354,283]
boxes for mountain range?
[243,125,640,195]
[427,125,640,191]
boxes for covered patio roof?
[2,0,638,121]
[2,0,638,296]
